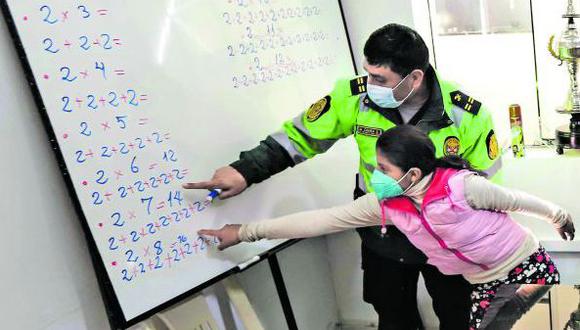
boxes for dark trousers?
[362,245,472,330]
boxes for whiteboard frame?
[0,1,357,328]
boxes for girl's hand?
[198,224,242,250]
[556,215,575,241]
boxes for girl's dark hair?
[376,125,479,175]
[364,24,430,77]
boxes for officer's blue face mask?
[370,169,414,200]
[367,74,415,108]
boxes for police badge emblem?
[306,95,331,122]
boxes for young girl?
[199,125,575,329]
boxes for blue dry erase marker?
[206,189,222,202]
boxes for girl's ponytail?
[434,155,484,175]
[376,125,483,176]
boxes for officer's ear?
[409,69,424,89]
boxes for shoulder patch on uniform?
[443,136,460,156]
[306,95,331,122]
[350,76,367,96]
[450,90,481,115]
[486,130,499,160]
[355,125,383,137]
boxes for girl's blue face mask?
[370,169,412,200]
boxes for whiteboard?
[1,0,355,327]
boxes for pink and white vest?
[382,168,528,276]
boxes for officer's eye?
[370,75,385,84]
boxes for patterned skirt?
[469,246,560,329]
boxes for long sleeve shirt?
[238,173,571,283]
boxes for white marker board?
[1,0,355,328]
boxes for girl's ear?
[410,167,423,183]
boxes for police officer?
[184,24,502,329]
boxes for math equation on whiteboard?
[25,2,229,285]
[18,0,345,287]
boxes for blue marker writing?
[206,189,222,202]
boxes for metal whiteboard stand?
[268,254,298,330]
[234,239,300,330]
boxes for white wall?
[502,149,580,285]
[236,238,340,330]
[412,1,540,147]
[341,0,415,74]
[427,33,540,147]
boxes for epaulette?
[350,76,367,95]
[450,90,481,115]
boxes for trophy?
[549,0,580,154]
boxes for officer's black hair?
[376,125,480,176]
[364,24,430,77]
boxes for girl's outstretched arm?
[464,174,575,241]
[198,193,384,250]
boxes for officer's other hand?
[198,224,242,250]
[182,166,248,199]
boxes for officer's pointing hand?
[182,166,248,199]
